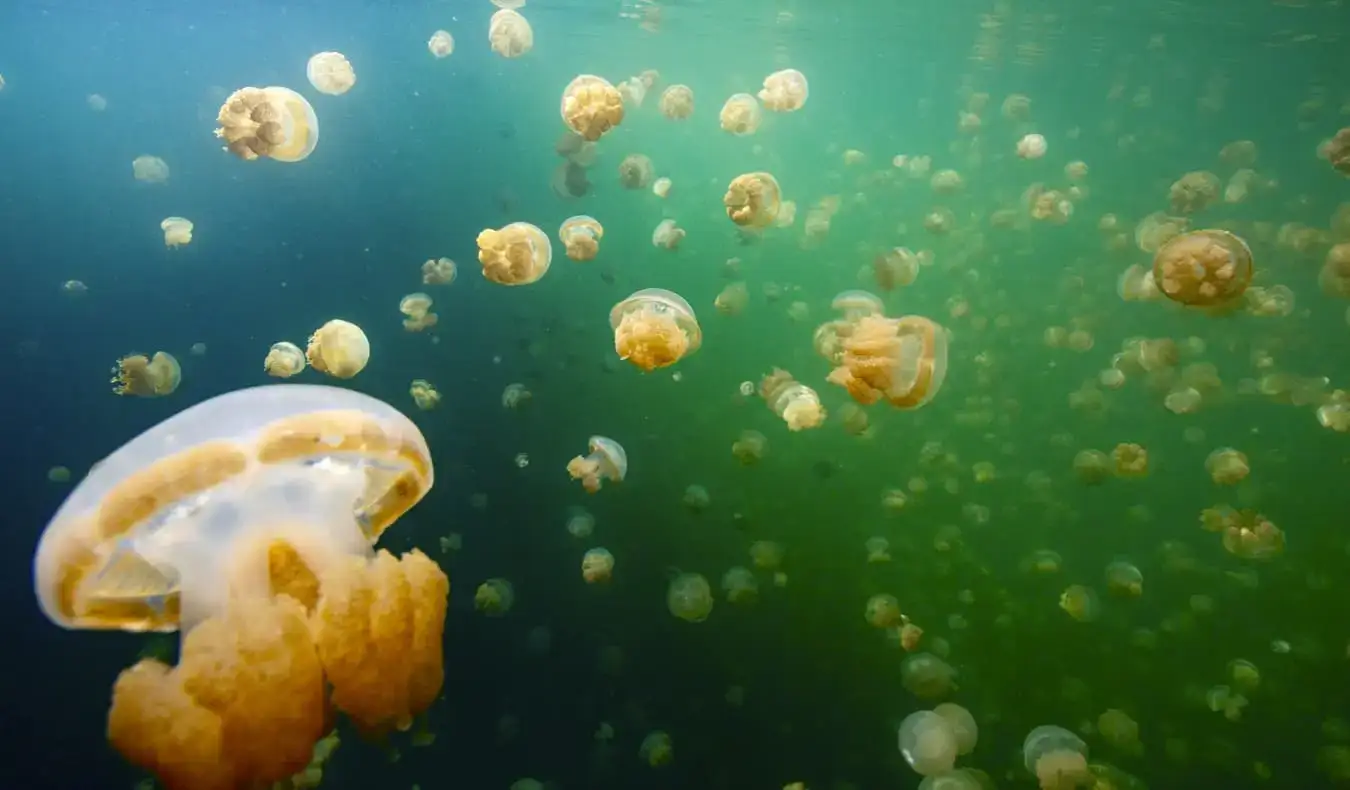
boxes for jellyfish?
[721,566,759,604]
[760,369,825,430]
[1319,243,1350,298]
[1111,443,1148,477]
[827,315,949,410]
[160,217,193,248]
[489,10,534,58]
[651,219,686,250]
[421,257,456,285]
[724,172,782,228]
[560,215,604,261]
[61,280,88,296]
[652,177,672,198]
[476,578,515,615]
[567,435,628,493]
[873,248,920,291]
[1104,561,1143,597]
[409,380,440,411]
[659,85,694,120]
[566,508,594,539]
[1220,511,1285,560]
[1324,127,1350,175]
[1152,229,1253,307]
[732,430,767,465]
[502,383,532,409]
[719,93,763,135]
[477,222,552,285]
[427,30,455,58]
[901,653,958,699]
[582,548,614,583]
[1024,726,1091,790]
[1228,658,1260,692]
[1097,710,1141,755]
[1073,450,1110,485]
[112,351,180,397]
[264,341,306,378]
[215,86,320,163]
[667,573,713,622]
[619,154,655,189]
[1168,171,1221,214]
[1206,448,1249,485]
[683,484,710,513]
[866,537,891,564]
[933,703,978,755]
[0,73,5,90]
[865,593,902,628]
[399,293,438,332]
[33,385,444,788]
[305,319,369,379]
[758,69,808,112]
[306,52,356,95]
[1017,133,1047,159]
[1059,585,1100,622]
[610,289,701,371]
[561,75,624,141]
[897,711,959,776]
[132,155,170,184]
[640,731,674,766]
[750,541,783,570]
[1023,549,1063,574]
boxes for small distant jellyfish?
[1073,450,1111,485]
[488,10,534,58]
[1323,127,1350,175]
[866,537,891,563]
[652,177,672,198]
[874,248,921,291]
[1017,133,1047,160]
[1104,560,1143,596]
[305,319,370,379]
[1097,709,1141,755]
[719,93,763,135]
[683,484,710,513]
[750,540,783,570]
[901,653,958,700]
[651,219,686,250]
[1112,443,1148,478]
[1059,585,1100,622]
[760,368,826,430]
[560,215,604,261]
[1023,725,1091,790]
[428,30,455,58]
[306,52,356,95]
[865,593,902,628]
[1228,658,1260,692]
[1002,93,1031,120]
[263,341,306,378]
[502,383,532,409]
[758,69,808,112]
[399,292,438,332]
[409,379,441,410]
[1206,447,1249,485]
[214,86,320,163]
[189,343,206,357]
[933,703,978,755]
[475,578,515,616]
[610,288,701,371]
[1024,549,1062,574]
[477,222,552,285]
[619,154,655,189]
[47,466,71,483]
[721,566,759,604]
[1220,511,1285,560]
[724,172,782,228]
[160,217,193,248]
[422,257,457,285]
[566,508,594,539]
[111,351,180,397]
[1168,171,1221,214]
[659,85,694,120]
[561,75,624,141]
[87,93,107,111]
[667,573,713,623]
[1152,229,1253,307]
[732,430,767,465]
[132,155,170,184]
[582,548,614,583]
[640,731,674,767]
[567,435,628,493]
[61,280,87,296]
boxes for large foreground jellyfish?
[719,93,762,135]
[758,69,808,112]
[33,385,445,790]
[1152,229,1253,307]
[477,222,552,285]
[560,215,604,261]
[610,289,702,371]
[215,86,320,162]
[827,315,949,409]
[306,319,370,378]
[724,172,782,228]
[561,75,624,141]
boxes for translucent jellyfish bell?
[561,75,624,142]
[160,217,193,247]
[760,368,826,430]
[667,572,713,622]
[132,155,170,184]
[659,85,694,120]
[33,384,434,632]
[898,710,958,776]
[427,30,455,58]
[560,215,604,261]
[567,435,628,493]
[477,222,552,285]
[306,319,370,379]
[582,547,614,583]
[610,288,702,371]
[112,352,180,397]
[1152,229,1254,307]
[215,86,320,163]
[306,52,356,95]
[263,341,306,378]
[758,69,809,112]
[932,703,978,755]
[488,9,534,58]
[827,315,949,409]
[719,93,763,135]
[831,290,884,318]
[724,172,782,228]
[901,653,958,699]
[1023,725,1090,789]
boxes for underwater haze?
[3,0,1350,788]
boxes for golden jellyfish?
[715,282,749,316]
[1206,448,1249,485]
[33,386,443,788]
[930,169,964,194]
[1323,127,1350,175]
[652,177,672,198]
[1117,264,1162,302]
[1220,511,1285,560]
[215,86,320,162]
[1168,171,1221,214]
[1228,658,1260,692]
[263,341,306,378]
[758,68,808,112]
[898,711,958,776]
[831,290,885,318]
[132,155,170,184]
[865,593,902,628]
[582,548,614,583]
[559,215,604,261]
[502,383,532,409]
[1134,212,1188,253]
[305,319,370,379]
[618,154,654,189]
[1319,243,1350,298]
[826,315,949,410]
[865,537,891,563]
[901,653,958,700]
[422,257,456,285]
[1002,93,1031,120]
[409,380,441,411]
[1097,710,1141,755]
[721,567,758,604]
[477,222,552,285]
[567,435,628,493]
[667,573,713,623]
[610,288,701,371]
[399,293,437,332]
[838,402,870,436]
[1073,450,1110,485]
[427,29,455,58]
[1111,443,1148,478]
[651,218,686,250]
[488,9,534,57]
[640,731,674,766]
[659,85,694,120]
[560,75,624,141]
[1023,549,1062,574]
[306,52,356,96]
[1065,160,1089,180]
[1024,726,1090,790]
[160,217,193,248]
[750,540,783,570]
[724,171,781,228]
[616,76,646,108]
[732,430,767,465]
[873,248,920,291]
[760,368,826,431]
[476,578,515,615]
[1016,133,1047,159]
[1152,229,1253,307]
[111,351,180,397]
[933,703,978,755]
[1105,560,1143,596]
[1060,585,1100,622]
[719,93,762,135]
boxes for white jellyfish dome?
[898,710,958,776]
